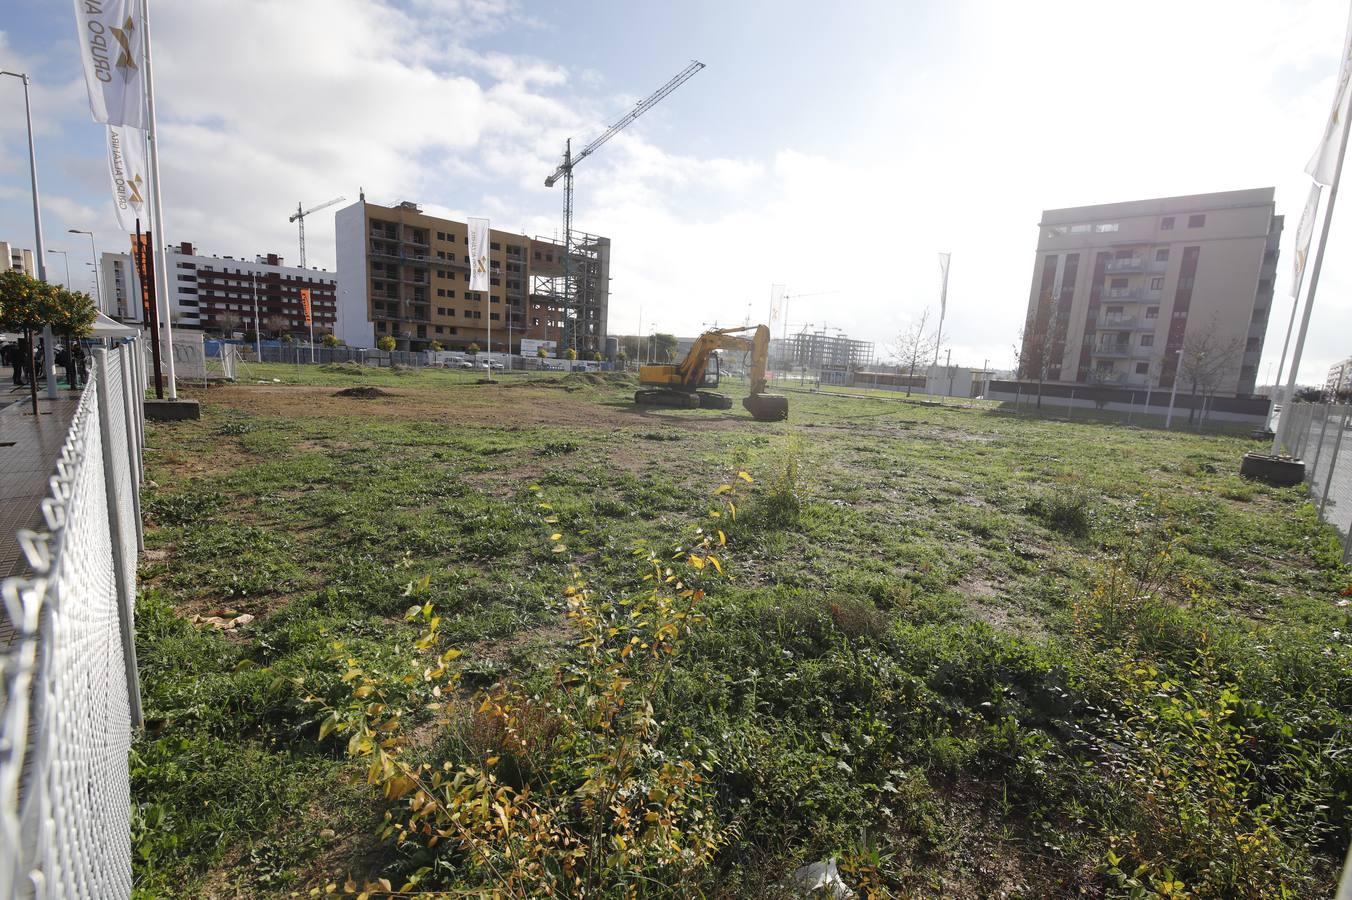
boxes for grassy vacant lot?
[133,362,1351,897]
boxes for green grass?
[132,366,1352,897]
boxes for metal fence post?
[1310,404,1333,489]
[117,349,144,553]
[1319,405,1350,517]
[94,350,143,729]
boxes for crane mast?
[289,196,345,270]
[543,61,705,351]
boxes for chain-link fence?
[1282,401,1352,564]
[1,340,145,899]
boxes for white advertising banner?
[1291,182,1321,296]
[72,0,147,128]
[1307,5,1352,185]
[938,252,951,317]
[106,123,149,232]
[468,217,490,292]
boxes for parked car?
[457,360,474,369]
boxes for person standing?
[63,339,81,390]
[13,336,30,387]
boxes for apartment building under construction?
[334,197,610,353]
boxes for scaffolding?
[530,230,610,354]
[774,331,874,371]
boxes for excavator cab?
[701,352,720,388]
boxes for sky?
[2,0,1351,383]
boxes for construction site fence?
[1282,402,1352,564]
[1,338,146,899]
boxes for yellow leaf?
[709,510,721,518]
[544,515,560,523]
[688,554,705,569]
[715,484,733,495]
[708,555,722,574]
[552,544,567,553]
[486,755,500,766]
[353,685,374,699]
[738,471,754,483]
[718,530,726,546]
[728,501,737,520]
[550,533,562,541]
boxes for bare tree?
[890,308,936,397]
[1177,320,1242,427]
[218,311,242,337]
[1015,290,1061,409]
[265,314,289,339]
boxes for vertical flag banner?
[938,253,951,318]
[769,284,786,326]
[300,288,313,325]
[107,124,148,232]
[1307,5,1352,185]
[468,217,490,292]
[1292,183,1321,296]
[72,0,146,127]
[131,232,153,319]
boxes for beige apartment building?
[335,197,610,353]
[1020,188,1281,397]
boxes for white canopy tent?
[89,312,140,339]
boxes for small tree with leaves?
[890,308,937,398]
[429,340,444,352]
[376,335,397,352]
[617,349,628,368]
[0,272,96,414]
[565,347,578,361]
[467,342,480,356]
[321,333,339,348]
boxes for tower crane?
[288,196,346,270]
[544,60,705,349]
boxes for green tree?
[591,351,602,362]
[617,350,628,367]
[652,333,678,363]
[467,342,480,356]
[0,271,96,414]
[429,340,444,352]
[565,347,578,361]
[536,345,549,359]
[376,335,396,352]
[321,333,339,348]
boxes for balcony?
[1105,257,1145,273]
[1101,287,1144,301]
[1092,341,1132,358]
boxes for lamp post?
[47,249,71,289]
[2,68,57,402]
[68,229,104,313]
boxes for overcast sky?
[2,0,1351,382]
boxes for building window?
[1161,216,1175,230]
[1136,362,1150,375]
[1141,334,1154,347]
[437,289,446,297]
[1145,306,1159,319]
[436,252,446,260]
[1094,223,1119,233]
[1096,360,1113,372]
[1110,277,1128,289]
[1187,214,1206,228]
[435,326,444,334]
[1106,305,1123,316]
[1149,277,1164,291]
[437,231,445,241]
[490,313,500,321]
[1155,248,1169,262]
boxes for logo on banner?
[300,288,313,325]
[111,16,138,76]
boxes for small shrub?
[1025,486,1092,537]
[752,457,801,529]
[535,440,579,457]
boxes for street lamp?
[2,68,56,401]
[68,229,104,312]
[47,249,71,289]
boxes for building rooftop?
[1041,187,1276,225]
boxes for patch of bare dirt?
[204,383,755,431]
[333,386,393,399]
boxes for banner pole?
[141,0,177,399]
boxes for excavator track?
[634,389,700,409]
[697,392,734,410]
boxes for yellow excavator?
[635,324,788,421]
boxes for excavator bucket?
[742,393,788,421]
